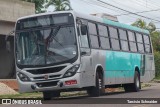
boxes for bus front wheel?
[43,91,60,100]
[87,72,105,97]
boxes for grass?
[155,75,160,80]
[61,91,87,98]
[150,75,160,83]
[0,92,42,98]
[141,83,152,88]
[0,91,87,99]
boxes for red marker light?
[65,80,77,85]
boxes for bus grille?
[36,81,59,87]
[33,75,61,80]
[26,66,66,74]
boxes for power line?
[110,0,158,18]
[115,8,160,16]
[81,0,144,20]
[148,0,160,8]
[80,0,160,25]
[101,0,160,21]
[81,0,124,14]
[134,0,158,9]
[97,0,160,23]
[82,0,160,24]
[111,0,145,12]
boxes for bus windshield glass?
[15,14,77,67]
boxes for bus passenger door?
[77,22,94,87]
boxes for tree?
[20,0,46,13]
[45,0,72,11]
[132,19,156,33]
[132,19,147,29]
[154,51,160,78]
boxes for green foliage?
[132,19,147,29]
[151,31,160,51]
[21,0,72,13]
[154,51,160,77]
[132,19,156,33]
[45,0,72,11]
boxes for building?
[91,13,118,22]
[0,0,35,79]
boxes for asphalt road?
[1,83,160,107]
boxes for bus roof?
[17,11,150,35]
[102,18,149,34]
[74,11,150,35]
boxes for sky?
[48,0,160,29]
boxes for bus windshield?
[16,25,77,67]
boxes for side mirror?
[6,41,11,52]
[81,25,87,35]
[5,30,15,52]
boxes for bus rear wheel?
[87,72,105,97]
[124,71,141,92]
[43,91,60,100]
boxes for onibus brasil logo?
[1,99,42,104]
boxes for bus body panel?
[141,54,155,82]
[104,51,155,84]
[105,51,140,85]
[80,49,155,87]
[80,54,95,87]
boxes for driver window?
[79,25,89,48]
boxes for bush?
[154,51,160,78]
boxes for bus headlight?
[63,64,80,78]
[18,72,31,82]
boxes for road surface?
[1,83,160,107]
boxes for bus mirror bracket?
[81,51,87,56]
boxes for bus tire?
[87,72,104,97]
[43,91,60,100]
[124,71,140,92]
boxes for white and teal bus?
[14,11,155,100]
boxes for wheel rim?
[136,76,140,88]
[99,78,102,89]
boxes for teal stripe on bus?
[105,51,141,78]
[103,18,149,34]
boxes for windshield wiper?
[47,26,61,43]
[46,26,65,49]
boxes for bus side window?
[79,24,89,48]
[143,34,151,53]
[109,27,120,50]
[88,22,99,49]
[119,29,129,51]
[128,31,137,52]
[98,24,110,49]
[136,33,144,53]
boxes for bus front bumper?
[18,73,82,93]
